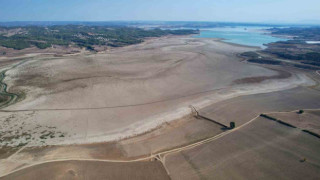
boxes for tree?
[230,122,235,129]
[298,110,304,114]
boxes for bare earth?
[1,36,313,147]
[165,117,320,180]
[268,110,320,135]
[0,160,170,180]
[1,36,320,179]
[199,86,320,127]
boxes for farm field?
[165,117,320,180]
[0,160,170,180]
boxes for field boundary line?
[2,108,320,178]
[0,114,261,178]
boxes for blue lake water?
[194,27,288,48]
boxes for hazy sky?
[1,0,320,23]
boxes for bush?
[32,42,51,49]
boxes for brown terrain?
[268,110,320,135]
[165,117,320,180]
[1,35,320,179]
[1,161,170,180]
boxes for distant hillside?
[0,25,198,51]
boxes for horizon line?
[0,20,319,26]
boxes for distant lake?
[194,27,288,48]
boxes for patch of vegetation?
[260,27,320,71]
[0,25,199,50]
[241,51,260,58]
[270,27,320,41]
[17,142,27,147]
[301,61,320,67]
[269,52,320,62]
[0,96,10,104]
[86,45,95,51]
[38,130,63,140]
[40,131,55,139]
[247,58,282,65]
[297,110,304,114]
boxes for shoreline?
[193,27,289,49]
[193,36,262,49]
